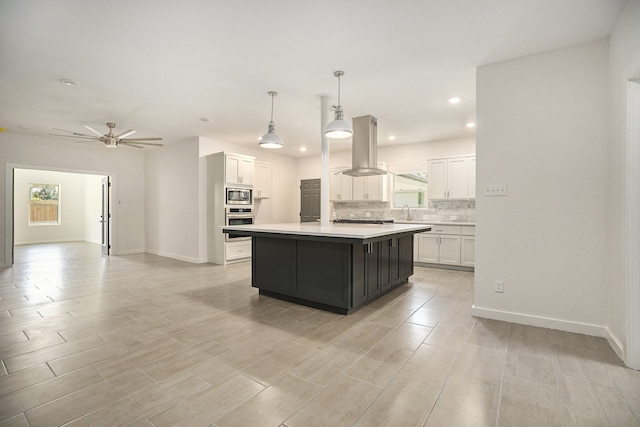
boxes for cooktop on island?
[332,218,395,225]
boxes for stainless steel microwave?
[226,187,252,205]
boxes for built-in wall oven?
[226,187,252,205]
[225,207,253,241]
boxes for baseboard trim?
[471,305,606,337]
[144,249,207,264]
[15,238,85,246]
[604,328,625,362]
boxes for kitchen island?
[221,222,431,314]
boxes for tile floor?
[1,242,639,426]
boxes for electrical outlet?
[494,280,504,293]
[365,211,371,218]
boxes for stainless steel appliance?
[226,187,252,205]
[225,207,253,241]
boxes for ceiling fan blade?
[49,133,101,140]
[116,129,136,139]
[120,143,144,149]
[50,128,97,138]
[84,125,104,137]
[121,137,163,142]
[121,141,164,146]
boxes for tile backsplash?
[332,200,475,223]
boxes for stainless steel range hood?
[342,115,388,177]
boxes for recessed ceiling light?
[466,122,476,128]
[448,97,461,104]
[300,147,307,152]
[60,79,78,87]
[200,117,213,122]
[388,136,396,141]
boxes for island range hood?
[342,115,388,177]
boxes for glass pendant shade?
[259,91,283,148]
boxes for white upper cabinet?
[329,169,353,201]
[254,161,271,199]
[427,155,475,200]
[225,154,254,185]
[352,173,387,201]
[331,163,388,201]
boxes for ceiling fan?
[49,122,163,149]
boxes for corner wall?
[606,0,640,362]
[474,40,609,335]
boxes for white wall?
[145,138,202,262]
[1,133,146,265]
[13,169,102,245]
[474,40,609,335]
[606,0,640,360]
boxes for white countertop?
[222,222,432,239]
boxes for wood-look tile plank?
[0,366,103,422]
[284,375,382,427]
[24,368,156,427]
[215,374,321,427]
[4,334,104,374]
[0,363,54,397]
[84,372,210,427]
[354,376,440,427]
[149,373,266,426]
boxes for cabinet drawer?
[425,225,461,235]
[461,226,475,236]
[226,241,252,260]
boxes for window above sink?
[392,172,427,208]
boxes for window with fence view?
[29,183,60,225]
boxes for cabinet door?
[417,234,439,263]
[352,176,366,200]
[329,170,353,200]
[468,157,476,199]
[447,157,468,199]
[238,158,254,185]
[366,243,380,298]
[461,236,475,267]
[254,162,270,198]
[439,235,461,265]
[225,155,240,184]
[428,159,448,199]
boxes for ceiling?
[0,0,627,157]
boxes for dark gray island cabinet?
[221,223,431,314]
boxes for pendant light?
[324,70,353,139]
[259,91,283,148]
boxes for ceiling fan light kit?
[259,91,283,149]
[48,122,163,149]
[325,70,353,139]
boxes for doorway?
[300,179,321,223]
[6,166,111,266]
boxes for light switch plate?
[484,184,507,196]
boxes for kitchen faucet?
[401,204,413,221]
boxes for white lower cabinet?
[415,224,474,268]
[460,226,475,267]
[225,241,251,261]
